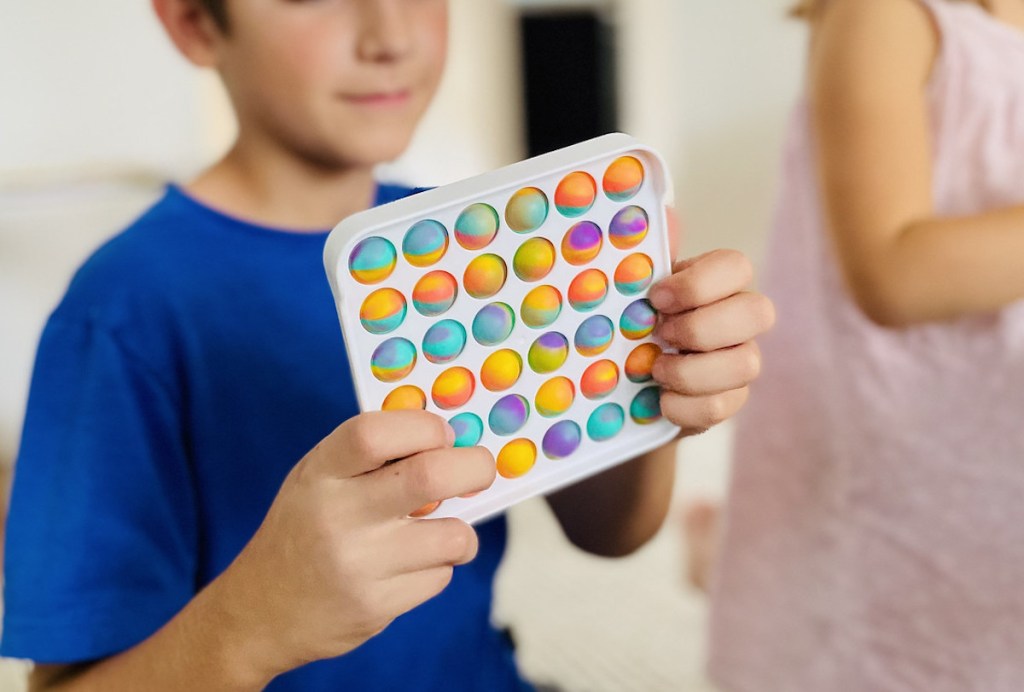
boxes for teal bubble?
[620,299,657,340]
[472,302,515,346]
[630,386,663,424]
[449,412,484,448]
[587,403,625,442]
[422,320,467,364]
[455,203,500,250]
[403,219,449,267]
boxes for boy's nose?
[356,0,413,63]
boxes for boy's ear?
[152,0,224,68]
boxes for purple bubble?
[542,421,583,459]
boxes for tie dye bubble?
[613,253,654,295]
[402,219,449,267]
[497,438,537,479]
[568,269,609,312]
[528,332,570,374]
[554,171,597,217]
[455,203,500,250]
[574,315,614,357]
[449,412,484,448]
[370,337,417,383]
[624,343,662,383]
[580,359,620,400]
[542,420,582,460]
[489,394,531,436]
[520,285,563,329]
[620,299,657,340]
[463,254,508,300]
[412,271,459,317]
[608,206,649,250]
[422,320,467,365]
[586,403,625,442]
[349,236,397,284]
[472,302,516,346]
[359,288,407,335]
[505,187,549,233]
[535,376,575,418]
[381,385,426,411]
[602,156,644,202]
[629,386,663,424]
[481,349,523,392]
[561,221,603,265]
[513,238,556,282]
[431,366,476,410]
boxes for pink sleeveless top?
[708,2,1024,690]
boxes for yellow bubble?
[497,439,537,479]
[481,349,523,392]
[535,377,575,417]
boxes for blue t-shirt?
[2,184,529,691]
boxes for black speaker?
[519,9,619,157]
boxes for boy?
[2,0,774,689]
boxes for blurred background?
[0,0,804,689]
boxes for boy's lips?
[340,89,412,108]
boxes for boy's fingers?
[648,249,754,315]
[658,292,775,353]
[308,410,454,478]
[660,387,751,438]
[652,341,762,396]
[361,445,497,518]
[386,519,480,574]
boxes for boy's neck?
[186,135,379,233]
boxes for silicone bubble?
[587,403,625,442]
[505,187,549,233]
[412,271,458,317]
[535,376,575,417]
[542,420,582,460]
[609,206,649,250]
[568,269,609,312]
[449,412,484,447]
[528,332,569,374]
[370,338,417,383]
[580,359,620,400]
[614,253,654,296]
[455,203,500,250]
[497,438,537,479]
[521,285,563,329]
[481,349,523,392]
[603,156,645,202]
[422,320,467,365]
[630,386,663,424]
[625,343,661,383]
[463,254,507,299]
[513,238,556,282]
[431,367,475,410]
[561,221,603,265]
[359,288,407,335]
[402,219,449,267]
[620,299,657,340]
[574,315,614,357]
[555,171,597,218]
[349,236,397,284]
[381,385,426,411]
[489,394,530,436]
[409,501,441,518]
[472,302,516,346]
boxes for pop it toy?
[325,134,678,523]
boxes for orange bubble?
[580,360,620,400]
[463,254,507,299]
[555,171,597,217]
[625,343,662,383]
[381,385,427,411]
[568,269,609,312]
[432,367,475,410]
[409,501,442,518]
[603,156,645,201]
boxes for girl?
[701,0,1024,690]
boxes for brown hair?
[197,0,229,31]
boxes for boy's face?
[212,0,449,168]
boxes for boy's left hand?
[648,248,775,437]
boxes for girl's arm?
[811,0,1024,327]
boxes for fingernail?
[649,286,673,311]
[444,422,456,447]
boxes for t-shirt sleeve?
[1,316,199,663]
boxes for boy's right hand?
[210,410,496,684]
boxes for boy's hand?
[648,249,775,437]
[211,410,496,684]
